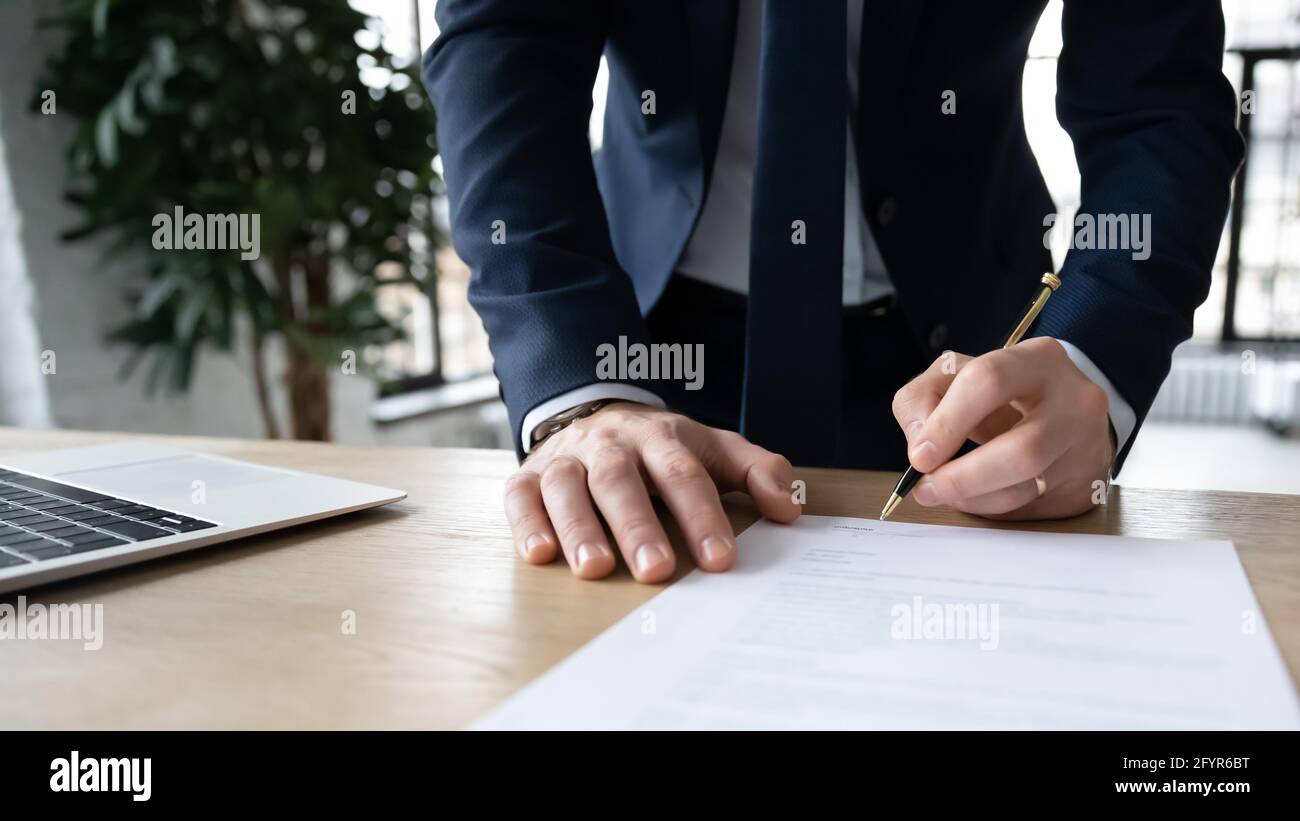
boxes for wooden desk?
[0,428,1297,729]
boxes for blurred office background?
[0,0,1296,493]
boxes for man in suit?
[423,1,1243,583]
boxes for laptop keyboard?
[0,469,217,568]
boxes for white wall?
[0,74,52,429]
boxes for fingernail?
[700,536,733,564]
[914,480,937,505]
[635,544,671,576]
[520,533,549,559]
[909,440,936,469]
[905,420,924,442]
[576,543,609,570]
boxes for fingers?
[696,429,800,524]
[585,447,677,583]
[968,404,1023,445]
[910,344,1055,472]
[537,457,617,580]
[502,470,559,564]
[640,432,737,572]
[891,351,968,449]
[958,458,1098,521]
[951,475,1045,517]
[509,407,804,582]
[913,414,1071,506]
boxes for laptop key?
[169,519,218,532]
[0,531,44,546]
[129,509,171,521]
[24,499,69,510]
[89,499,131,510]
[66,509,111,521]
[8,513,54,526]
[80,514,122,527]
[68,537,128,554]
[66,530,120,544]
[29,519,81,532]
[97,519,172,541]
[45,525,96,539]
[1,476,112,504]
[44,505,88,517]
[0,552,31,567]
[20,542,74,561]
[112,505,152,516]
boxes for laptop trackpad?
[58,455,288,506]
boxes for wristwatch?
[530,400,609,448]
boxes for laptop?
[0,441,405,593]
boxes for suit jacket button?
[876,197,898,226]
[928,323,948,351]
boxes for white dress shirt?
[523,0,1135,457]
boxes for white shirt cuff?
[1052,338,1137,457]
[519,344,1138,462]
[520,384,666,454]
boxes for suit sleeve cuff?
[1052,338,1137,457]
[520,383,666,454]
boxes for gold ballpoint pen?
[879,272,1063,520]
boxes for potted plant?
[33,0,441,440]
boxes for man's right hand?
[503,402,800,583]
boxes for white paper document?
[475,516,1300,730]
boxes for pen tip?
[879,493,902,521]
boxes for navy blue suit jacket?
[423,0,1243,466]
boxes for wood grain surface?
[0,427,1296,728]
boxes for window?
[1027,0,1300,342]
[352,0,493,394]
[1222,0,1300,341]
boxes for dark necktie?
[741,0,847,467]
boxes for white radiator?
[1147,345,1300,430]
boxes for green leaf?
[91,0,109,38]
[138,275,180,318]
[176,286,212,343]
[60,223,105,242]
[143,348,170,396]
[114,84,146,135]
[149,35,178,77]
[167,343,197,392]
[140,75,166,112]
[239,266,279,332]
[94,106,117,167]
